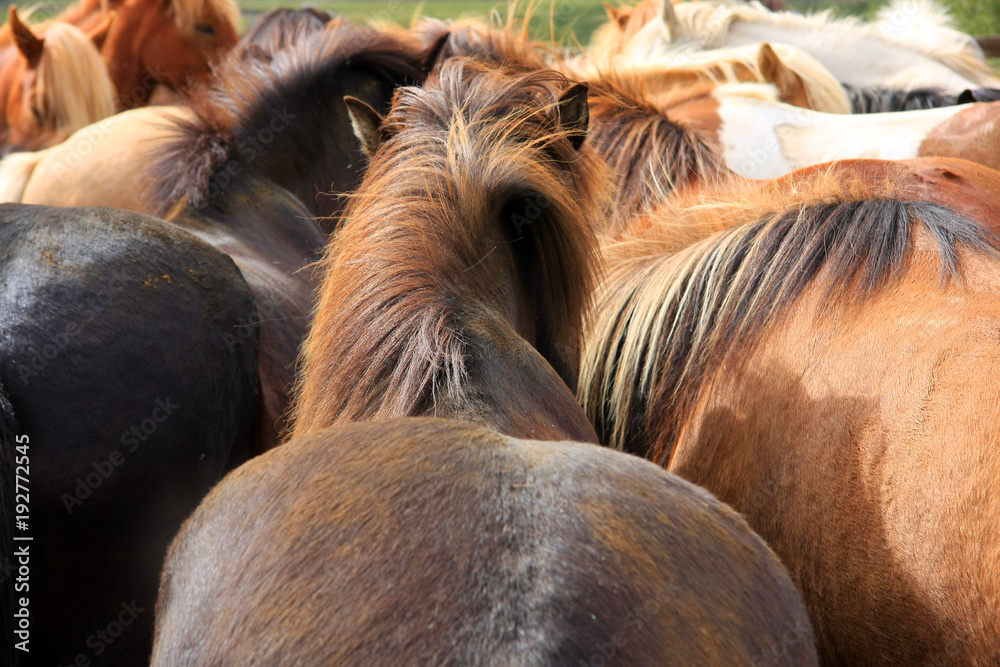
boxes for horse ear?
[757,42,810,109]
[661,0,681,40]
[558,83,589,151]
[344,96,386,157]
[957,89,976,104]
[87,10,116,51]
[9,6,44,68]
[419,31,450,75]
[604,3,624,25]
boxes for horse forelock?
[145,20,428,217]
[35,22,116,138]
[290,59,609,436]
[170,0,240,33]
[579,169,1000,461]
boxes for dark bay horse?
[579,156,1000,665]
[0,203,259,665]
[153,418,818,665]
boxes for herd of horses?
[0,0,999,664]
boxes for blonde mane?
[170,0,240,34]
[673,0,999,86]
[35,22,116,138]
[578,169,999,458]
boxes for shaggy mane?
[145,19,430,217]
[587,72,726,231]
[290,59,609,436]
[579,171,1000,460]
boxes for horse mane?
[145,19,429,217]
[673,0,1000,86]
[586,73,726,231]
[578,171,1000,460]
[35,22,116,140]
[289,59,609,437]
[235,7,332,61]
[843,84,957,112]
[170,0,240,34]
[411,16,552,70]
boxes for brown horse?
[1,0,239,108]
[289,58,608,440]
[579,156,1000,665]
[152,418,818,666]
[0,8,115,150]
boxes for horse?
[594,0,1000,93]
[646,81,1000,180]
[0,203,260,665]
[289,58,607,439]
[0,8,115,151]
[156,60,816,661]
[152,417,818,666]
[1,0,240,108]
[578,156,1000,665]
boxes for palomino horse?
[594,0,1000,93]
[153,59,818,664]
[579,156,1000,665]
[0,8,115,150]
[1,203,259,665]
[152,418,818,666]
[1,0,239,107]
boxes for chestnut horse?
[1,0,239,107]
[0,8,115,150]
[153,60,818,664]
[1,203,259,666]
[153,418,817,666]
[579,156,1000,665]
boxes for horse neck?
[242,65,394,227]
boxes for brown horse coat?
[580,157,1000,665]
[152,418,818,666]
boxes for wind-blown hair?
[579,173,1000,460]
[290,59,610,437]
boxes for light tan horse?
[579,156,1000,665]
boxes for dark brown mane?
[145,19,431,218]
[580,192,1000,462]
[289,58,610,438]
[586,74,727,232]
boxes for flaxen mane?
[30,22,116,143]
[579,174,1000,460]
[145,20,429,217]
[587,75,726,230]
[290,59,609,437]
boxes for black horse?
[0,204,260,665]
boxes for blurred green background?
[7,0,1000,47]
